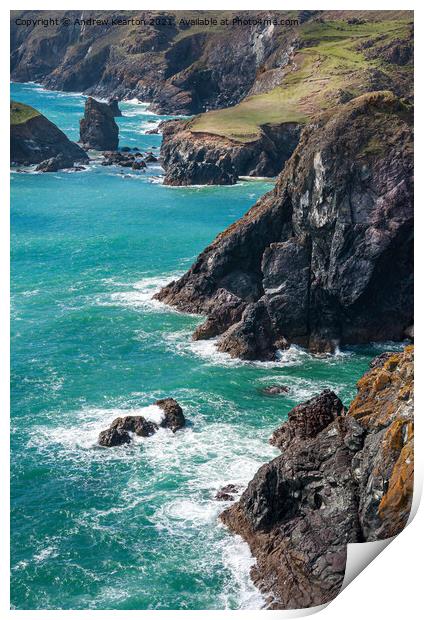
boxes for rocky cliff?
[10,10,302,115]
[10,100,88,167]
[161,120,301,185]
[156,92,413,356]
[11,11,413,185]
[79,97,119,150]
[220,346,414,609]
[156,11,413,185]
[11,11,413,118]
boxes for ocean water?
[10,82,402,610]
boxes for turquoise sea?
[10,82,401,610]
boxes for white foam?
[219,535,265,610]
[94,273,184,314]
[33,546,58,563]
[27,403,170,454]
[167,335,316,370]
[26,391,278,608]
[140,404,165,425]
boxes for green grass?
[10,100,40,125]
[190,16,413,142]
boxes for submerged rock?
[261,385,289,396]
[98,398,185,446]
[98,427,131,447]
[220,346,414,609]
[80,97,119,151]
[215,484,241,501]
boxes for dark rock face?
[98,399,185,446]
[160,120,301,185]
[98,427,131,447]
[221,347,414,609]
[10,102,88,167]
[156,92,413,357]
[270,389,344,450]
[98,415,158,446]
[79,97,119,150]
[108,98,122,117]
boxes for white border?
[2,2,422,618]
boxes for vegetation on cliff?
[191,13,412,141]
[11,10,412,127]
[10,101,40,125]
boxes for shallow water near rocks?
[10,82,403,610]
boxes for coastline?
[9,7,415,608]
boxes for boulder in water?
[98,399,185,446]
[35,153,75,172]
[156,398,185,432]
[215,484,241,501]
[98,427,131,447]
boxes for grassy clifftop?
[190,14,413,142]
[10,101,41,125]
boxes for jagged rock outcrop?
[98,398,185,447]
[349,345,414,539]
[161,120,301,185]
[79,97,119,150]
[10,100,88,167]
[155,397,186,432]
[221,346,414,609]
[156,92,413,356]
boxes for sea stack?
[79,97,119,151]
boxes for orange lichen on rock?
[349,345,414,539]
[219,346,414,609]
[349,346,413,430]
[378,422,414,537]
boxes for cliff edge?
[156,92,413,356]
